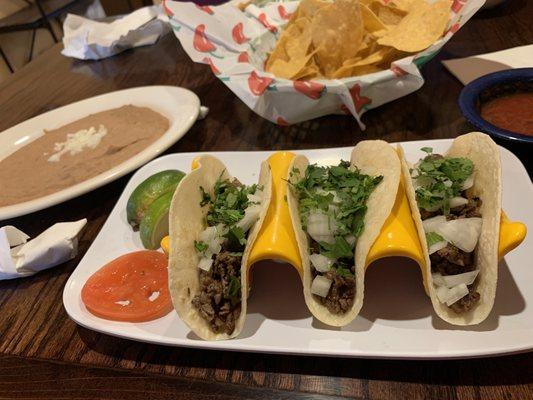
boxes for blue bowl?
[458,68,533,144]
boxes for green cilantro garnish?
[194,240,208,253]
[426,232,444,247]
[200,178,258,227]
[200,187,211,207]
[291,162,382,238]
[226,276,241,304]
[291,161,382,280]
[319,236,353,260]
[335,265,355,278]
[226,226,247,252]
[413,150,473,215]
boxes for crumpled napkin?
[61,6,169,60]
[442,45,533,85]
[0,219,87,280]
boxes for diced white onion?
[198,226,225,255]
[434,283,469,306]
[345,235,356,247]
[422,215,446,233]
[237,204,261,233]
[198,257,213,271]
[445,283,469,306]
[247,192,262,204]
[449,196,468,208]
[309,253,335,272]
[428,240,448,255]
[310,275,332,298]
[435,285,451,303]
[432,270,479,288]
[307,211,337,244]
[435,218,482,253]
[461,174,474,190]
[432,273,446,287]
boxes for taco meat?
[316,268,356,314]
[425,197,481,313]
[192,251,242,335]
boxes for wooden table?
[0,2,532,399]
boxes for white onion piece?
[198,226,222,255]
[449,197,468,208]
[432,273,446,287]
[237,204,261,233]
[432,270,479,288]
[422,215,446,233]
[461,174,474,190]
[435,218,482,253]
[443,179,453,188]
[247,192,262,203]
[309,253,335,272]
[435,285,451,303]
[445,283,469,306]
[434,283,469,305]
[198,257,213,271]
[345,235,356,247]
[307,212,337,244]
[428,240,447,255]
[311,275,332,298]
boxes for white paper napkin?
[61,6,169,60]
[0,219,87,280]
[442,45,533,85]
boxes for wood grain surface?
[0,1,532,399]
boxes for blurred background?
[0,0,159,82]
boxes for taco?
[168,155,272,340]
[398,132,502,325]
[287,141,401,326]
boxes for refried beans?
[0,105,169,207]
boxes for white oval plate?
[0,86,200,221]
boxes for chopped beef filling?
[425,194,482,313]
[312,265,356,314]
[450,290,480,313]
[191,251,242,335]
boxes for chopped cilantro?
[426,232,445,247]
[200,186,211,206]
[335,265,355,278]
[226,276,241,304]
[319,236,353,260]
[413,149,473,215]
[194,240,208,253]
[226,226,247,252]
[421,147,433,154]
[291,161,382,277]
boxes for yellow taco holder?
[161,152,527,275]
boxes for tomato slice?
[81,250,172,322]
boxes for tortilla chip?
[311,0,364,75]
[377,0,451,52]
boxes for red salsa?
[481,92,533,136]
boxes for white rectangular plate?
[63,139,533,359]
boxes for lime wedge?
[139,191,174,250]
[127,170,185,229]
